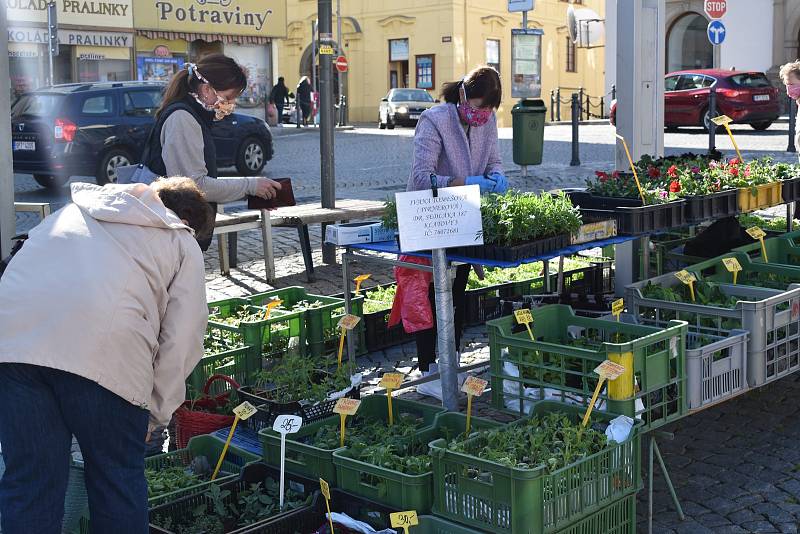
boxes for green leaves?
[481,191,582,246]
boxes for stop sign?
[335,56,348,73]
[704,0,727,19]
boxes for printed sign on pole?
[395,185,483,252]
[508,0,534,12]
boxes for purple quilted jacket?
[407,103,504,191]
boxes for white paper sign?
[395,185,484,252]
[273,414,303,509]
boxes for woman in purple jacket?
[407,65,508,378]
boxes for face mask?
[787,84,800,100]
[187,63,237,120]
[457,83,493,127]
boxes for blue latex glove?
[488,172,509,194]
[465,174,497,194]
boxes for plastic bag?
[266,102,279,126]
[388,255,433,333]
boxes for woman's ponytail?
[156,68,191,118]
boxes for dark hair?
[278,76,285,84]
[152,177,215,242]
[441,66,502,109]
[157,54,247,118]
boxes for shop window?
[415,55,434,90]
[486,40,500,73]
[81,95,113,115]
[566,37,577,73]
[123,90,162,117]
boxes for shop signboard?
[8,26,133,48]
[133,0,288,38]
[511,28,543,99]
[6,0,133,29]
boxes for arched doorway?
[298,43,342,98]
[667,13,713,72]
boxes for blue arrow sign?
[707,20,726,45]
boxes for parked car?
[11,81,274,188]
[609,69,780,131]
[378,88,437,129]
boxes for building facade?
[7,0,135,97]
[277,0,606,126]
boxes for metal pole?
[550,90,555,122]
[579,87,585,121]
[611,84,616,101]
[318,0,336,264]
[556,88,561,122]
[570,93,581,166]
[336,0,343,102]
[708,86,717,155]
[600,96,604,119]
[311,20,317,94]
[788,96,796,153]
[522,10,528,29]
[0,6,14,257]
[47,1,57,85]
[432,249,459,411]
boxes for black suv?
[11,81,274,188]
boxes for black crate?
[363,308,413,351]
[459,234,572,262]
[463,283,510,327]
[569,192,687,235]
[684,189,739,223]
[783,177,800,203]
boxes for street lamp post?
[318,0,336,264]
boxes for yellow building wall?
[277,0,605,127]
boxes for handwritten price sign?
[461,376,488,397]
[334,398,361,416]
[273,415,302,435]
[232,401,258,421]
[594,360,627,381]
[390,510,419,533]
[381,372,403,390]
[338,314,362,330]
[514,309,535,340]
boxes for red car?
[610,69,780,131]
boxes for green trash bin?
[512,99,547,166]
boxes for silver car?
[378,88,437,129]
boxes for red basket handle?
[203,374,241,395]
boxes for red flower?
[744,165,751,178]
[669,180,681,193]
[667,165,678,178]
[729,158,740,166]
[612,170,621,179]
[648,167,661,178]
[599,175,609,183]
[595,171,608,180]
[729,166,739,177]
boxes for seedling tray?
[567,192,687,235]
[626,273,800,388]
[488,305,688,432]
[332,412,503,514]
[783,176,800,203]
[684,189,739,223]
[429,402,641,534]
[258,396,444,485]
[738,182,783,213]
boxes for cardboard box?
[571,220,617,245]
[325,222,396,245]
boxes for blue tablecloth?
[349,235,638,268]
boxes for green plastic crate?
[414,516,485,534]
[332,411,502,514]
[555,494,636,534]
[208,296,306,364]
[488,305,688,432]
[186,346,254,397]
[145,435,258,508]
[430,402,641,534]
[259,395,444,485]
[686,250,800,291]
[250,286,365,357]
[733,234,800,267]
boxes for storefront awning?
[135,30,271,45]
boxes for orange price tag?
[354,274,372,295]
[461,376,488,397]
[264,299,283,319]
[319,478,335,533]
[338,314,362,331]
[333,398,361,416]
[381,372,403,390]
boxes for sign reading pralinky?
[7,0,134,27]
[135,0,288,38]
[9,26,132,47]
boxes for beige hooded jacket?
[0,183,208,429]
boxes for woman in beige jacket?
[0,178,213,533]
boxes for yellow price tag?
[381,372,403,426]
[334,398,360,447]
[319,44,334,55]
[581,360,627,427]
[747,227,769,262]
[514,309,535,340]
[354,274,372,295]
[711,115,743,161]
[338,314,362,330]
[722,257,742,284]
[615,134,647,205]
[611,298,624,319]
[319,478,335,534]
[264,299,283,319]
[675,270,697,302]
[212,401,258,480]
[232,401,258,421]
[390,510,419,533]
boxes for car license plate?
[753,94,770,102]
[12,141,35,151]
[410,114,420,120]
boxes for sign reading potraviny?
[395,185,483,253]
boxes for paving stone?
[741,521,780,533]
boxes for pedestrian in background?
[0,178,214,534]
[144,54,282,251]
[297,76,313,127]
[269,76,291,126]
[390,65,508,395]
[780,60,800,162]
